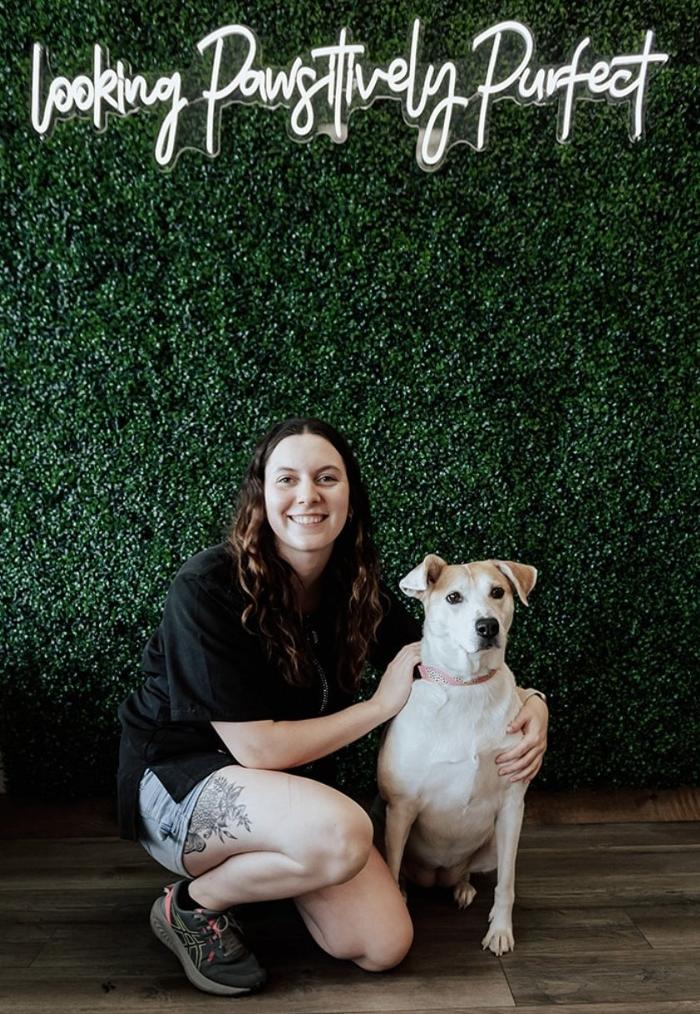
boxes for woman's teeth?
[289,515,326,525]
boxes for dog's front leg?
[384,799,419,887]
[481,792,525,956]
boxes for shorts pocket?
[159,810,184,842]
[158,821,173,841]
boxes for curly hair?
[225,417,387,693]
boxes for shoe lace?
[196,911,249,961]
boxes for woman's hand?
[495,695,549,783]
[372,642,422,721]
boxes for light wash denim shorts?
[137,767,217,878]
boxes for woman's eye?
[278,475,336,484]
[446,592,463,604]
[490,587,505,599]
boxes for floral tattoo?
[184,776,252,854]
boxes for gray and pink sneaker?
[149,880,266,996]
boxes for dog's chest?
[379,678,521,802]
[419,712,516,804]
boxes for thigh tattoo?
[184,776,253,855]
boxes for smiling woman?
[116,415,548,997]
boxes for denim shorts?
[137,767,217,878]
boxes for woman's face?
[263,433,351,568]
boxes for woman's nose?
[297,478,321,503]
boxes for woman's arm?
[213,698,384,770]
[212,642,422,770]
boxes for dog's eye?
[446,592,463,604]
[490,587,505,599]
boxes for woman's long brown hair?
[226,418,387,693]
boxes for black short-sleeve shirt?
[116,544,421,840]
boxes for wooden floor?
[1,822,699,1013]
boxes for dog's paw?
[453,881,477,909]
[481,924,514,956]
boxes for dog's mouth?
[476,638,500,651]
[459,640,501,657]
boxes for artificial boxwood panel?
[1,0,697,799]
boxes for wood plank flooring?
[0,822,698,1013]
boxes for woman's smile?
[288,513,328,525]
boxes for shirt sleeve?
[156,572,275,723]
[367,579,423,671]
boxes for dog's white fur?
[377,555,538,955]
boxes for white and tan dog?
[377,555,538,955]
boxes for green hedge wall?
[1,0,698,799]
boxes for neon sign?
[30,19,669,171]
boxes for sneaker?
[149,880,267,996]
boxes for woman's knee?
[308,801,374,885]
[355,913,414,972]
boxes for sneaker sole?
[149,896,266,996]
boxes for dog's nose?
[475,617,499,639]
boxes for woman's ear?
[399,553,447,599]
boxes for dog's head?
[399,555,537,669]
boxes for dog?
[377,555,537,955]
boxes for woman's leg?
[180,765,412,971]
[294,845,413,971]
[182,765,374,906]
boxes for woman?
[117,417,548,997]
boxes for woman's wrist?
[365,693,391,727]
[521,689,548,708]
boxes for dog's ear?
[399,554,447,599]
[492,561,538,606]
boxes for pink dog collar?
[418,663,498,687]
